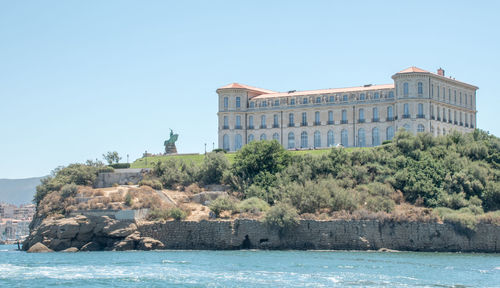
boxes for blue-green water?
[0,245,499,287]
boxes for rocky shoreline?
[23,215,500,253]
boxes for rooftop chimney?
[437,67,445,76]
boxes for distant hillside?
[0,177,45,205]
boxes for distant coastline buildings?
[217,67,478,151]
[0,203,35,241]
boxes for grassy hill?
[0,177,45,205]
[131,148,360,168]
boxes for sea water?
[0,245,499,287]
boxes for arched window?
[289,113,294,126]
[260,134,267,141]
[327,130,334,147]
[301,131,308,148]
[386,126,394,140]
[248,134,254,143]
[418,82,423,95]
[403,124,411,131]
[387,106,393,120]
[236,97,241,108]
[358,128,365,147]
[235,134,242,150]
[341,129,348,146]
[223,134,230,150]
[314,131,321,148]
[372,127,380,146]
[272,133,279,141]
[248,116,254,129]
[373,107,379,121]
[417,124,425,133]
[403,82,409,96]
[288,132,295,149]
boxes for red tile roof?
[217,83,276,94]
[396,66,429,74]
[251,84,394,99]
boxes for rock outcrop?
[22,215,164,252]
[27,242,53,253]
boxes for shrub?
[263,202,299,234]
[237,197,270,214]
[109,163,131,169]
[124,192,133,207]
[282,180,331,214]
[139,179,163,190]
[61,183,78,198]
[329,188,358,212]
[365,196,395,213]
[198,152,230,185]
[434,207,479,231]
[209,196,237,217]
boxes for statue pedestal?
[165,143,177,155]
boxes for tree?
[232,140,291,190]
[103,151,121,165]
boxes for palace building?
[217,67,478,151]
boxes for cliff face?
[24,216,500,252]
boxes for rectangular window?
[224,97,228,109]
[329,95,334,102]
[302,112,307,126]
[403,103,409,118]
[261,115,266,128]
[273,114,279,128]
[343,94,348,101]
[328,111,333,124]
[274,100,279,106]
[236,97,241,108]
[315,111,320,125]
[289,113,294,126]
[341,109,347,124]
[236,116,241,129]
[290,99,295,105]
[223,116,228,129]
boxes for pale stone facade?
[217,67,478,151]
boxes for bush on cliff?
[153,159,199,189]
[138,179,163,190]
[198,152,230,185]
[263,202,299,234]
[209,196,237,218]
[148,207,187,221]
[237,197,270,214]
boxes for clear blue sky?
[1,1,499,179]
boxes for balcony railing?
[223,125,229,130]
[403,114,411,119]
[301,122,308,127]
[471,124,475,128]
[443,118,447,122]
[314,121,321,126]
[273,124,279,128]
[437,117,441,121]
[372,118,379,122]
[358,119,365,123]
[235,125,242,129]
[340,120,348,124]
[327,120,334,125]
[260,125,267,129]
[448,120,452,124]
[417,114,425,119]
[288,123,295,127]
[460,122,463,126]
[386,116,394,121]
[454,121,458,125]
[431,116,435,120]
[465,123,469,128]
[248,125,254,130]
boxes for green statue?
[164,129,179,154]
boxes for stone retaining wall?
[138,220,500,252]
